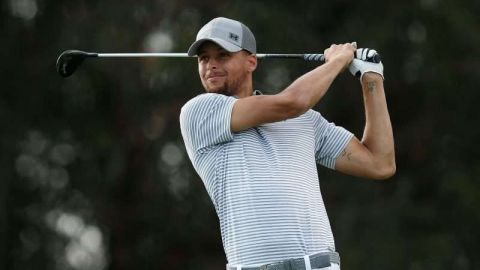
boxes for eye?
[198,55,208,63]
[219,52,230,58]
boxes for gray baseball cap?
[187,17,256,56]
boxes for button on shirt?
[180,93,353,266]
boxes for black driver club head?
[56,50,97,77]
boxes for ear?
[245,54,257,73]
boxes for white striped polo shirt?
[180,93,353,267]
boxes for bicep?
[334,137,380,179]
[231,93,302,132]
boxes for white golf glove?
[349,48,384,81]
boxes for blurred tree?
[1,0,479,269]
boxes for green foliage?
[1,0,479,269]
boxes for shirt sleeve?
[309,110,354,169]
[180,93,237,154]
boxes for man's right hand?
[323,42,357,70]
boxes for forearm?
[230,54,350,132]
[360,74,396,171]
[282,59,346,115]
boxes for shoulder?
[302,109,324,122]
[299,109,332,132]
[181,93,235,114]
[180,93,237,128]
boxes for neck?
[233,76,254,98]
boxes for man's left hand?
[349,48,384,81]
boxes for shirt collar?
[232,90,263,99]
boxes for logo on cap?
[229,32,239,42]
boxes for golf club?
[56,49,381,78]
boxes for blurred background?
[1,0,480,269]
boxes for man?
[180,17,395,270]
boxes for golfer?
[180,17,395,270]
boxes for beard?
[202,71,248,96]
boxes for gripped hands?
[323,42,357,71]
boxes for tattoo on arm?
[340,150,352,161]
[367,81,376,92]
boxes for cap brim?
[187,38,242,56]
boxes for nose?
[206,57,219,70]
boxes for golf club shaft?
[98,53,190,57]
[57,49,380,77]
[95,52,324,61]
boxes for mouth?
[206,73,226,82]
